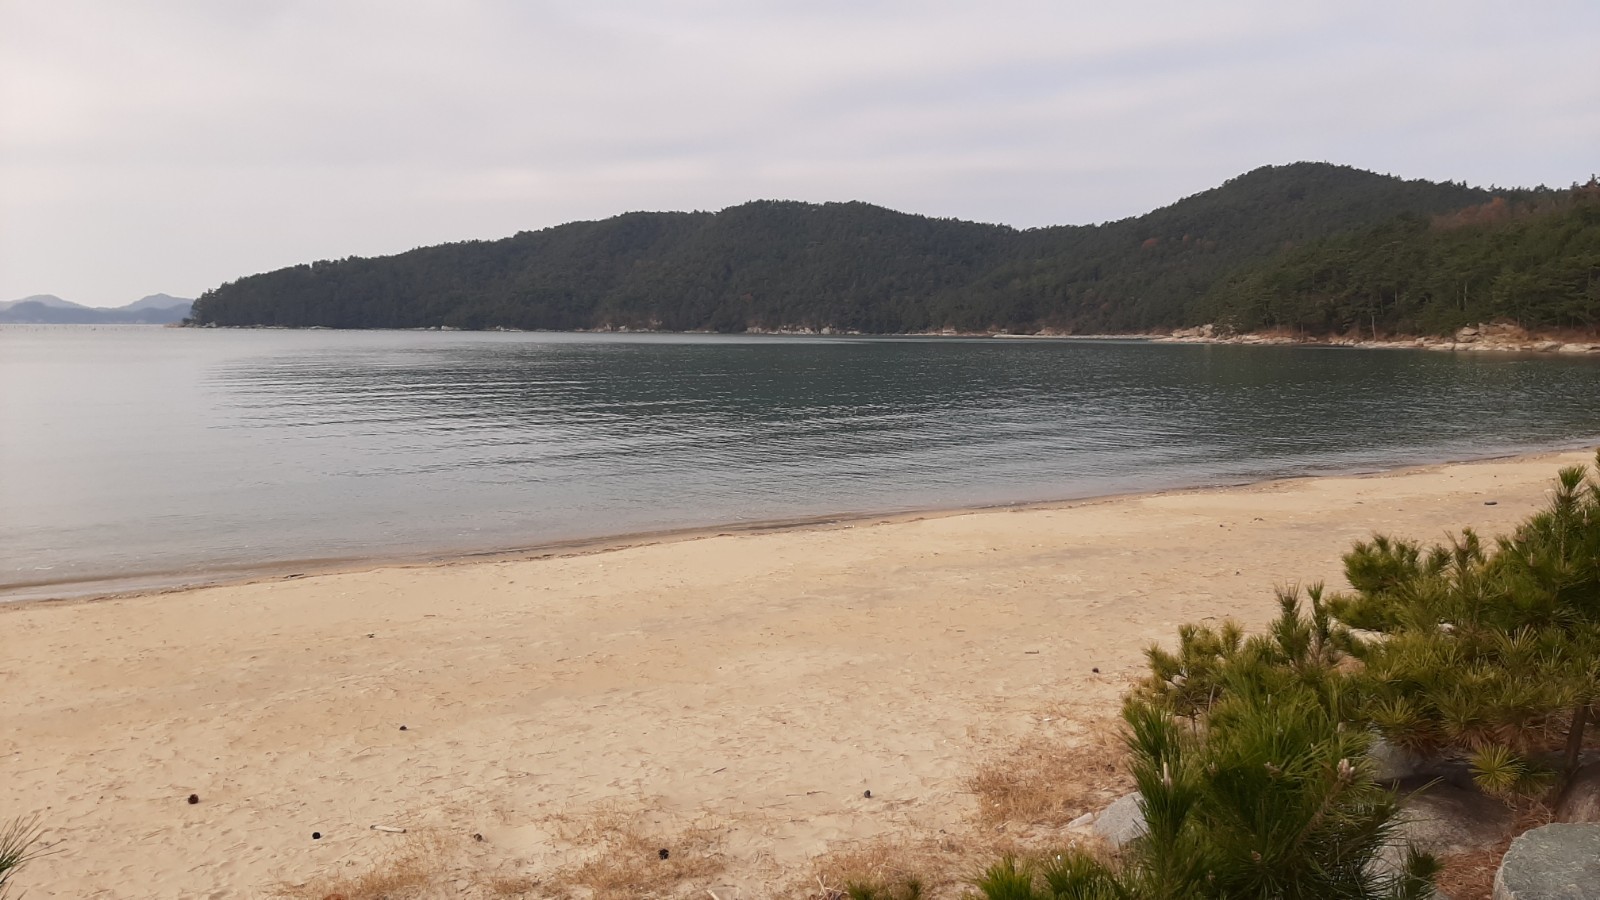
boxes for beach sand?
[2,450,1592,897]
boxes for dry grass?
[272,831,457,900]
[542,800,728,900]
[967,721,1131,829]
[804,833,1115,900]
[786,713,1131,898]
[476,873,541,898]
[806,833,976,899]
[1434,805,1555,900]
[268,715,1137,898]
[1434,842,1508,900]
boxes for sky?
[2,1,1597,307]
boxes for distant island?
[1,293,194,325]
[190,162,1599,338]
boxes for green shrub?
[974,591,1434,900]
[1331,452,1600,796]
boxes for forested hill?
[1196,185,1600,335]
[191,163,1589,334]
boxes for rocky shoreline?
[1159,322,1600,354]
[181,321,1600,354]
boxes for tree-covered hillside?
[1197,184,1600,336]
[191,163,1587,334]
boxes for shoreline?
[6,448,1596,897]
[167,321,1600,354]
[8,441,1598,608]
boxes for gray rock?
[1493,823,1600,899]
[1395,783,1515,856]
[1556,762,1600,824]
[1092,792,1146,848]
[1371,783,1515,881]
[1370,734,1430,782]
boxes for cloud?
[2,0,1596,305]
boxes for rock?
[1535,341,1564,352]
[1067,811,1095,829]
[1559,343,1597,354]
[1493,823,1600,899]
[1370,735,1430,782]
[1395,783,1515,856]
[1456,326,1481,341]
[1372,783,1515,881]
[1481,322,1527,339]
[1556,762,1600,823]
[1092,792,1146,847]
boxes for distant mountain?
[0,294,193,324]
[0,294,89,312]
[120,293,193,312]
[185,162,1587,336]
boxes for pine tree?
[977,591,1435,900]
[1331,451,1600,797]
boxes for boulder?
[1169,324,1218,340]
[1493,823,1600,899]
[1556,762,1600,824]
[1456,326,1481,341]
[1393,783,1515,856]
[1370,735,1430,782]
[1371,783,1514,881]
[1092,792,1147,848]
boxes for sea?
[3,325,1599,602]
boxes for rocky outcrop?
[1155,321,1600,354]
[1493,823,1600,899]
[1169,323,1218,340]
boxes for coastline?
[168,321,1600,355]
[4,448,1595,897]
[9,441,1599,608]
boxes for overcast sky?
[2,1,1597,307]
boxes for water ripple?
[4,328,1600,598]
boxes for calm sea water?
[4,326,1599,601]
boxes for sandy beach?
[2,449,1592,898]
